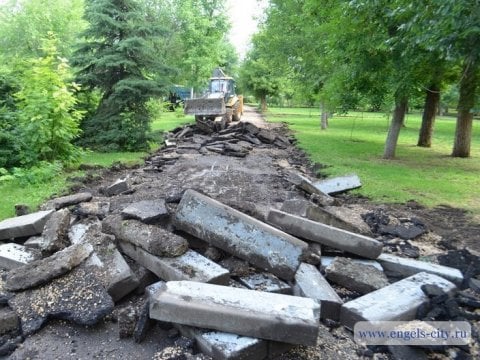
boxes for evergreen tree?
[72,0,166,151]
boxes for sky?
[226,0,268,58]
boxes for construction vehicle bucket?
[184,98,226,116]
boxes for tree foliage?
[0,0,86,59]
[72,0,168,151]
[15,33,83,166]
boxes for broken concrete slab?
[174,189,308,280]
[294,263,343,321]
[377,253,464,285]
[0,210,53,241]
[280,199,371,235]
[49,192,93,210]
[119,241,230,285]
[39,208,71,254]
[8,264,114,335]
[121,199,169,224]
[104,249,140,302]
[73,201,110,219]
[103,215,188,257]
[285,172,330,197]
[238,273,291,294]
[76,226,139,302]
[150,281,320,345]
[0,308,19,335]
[320,256,383,271]
[340,272,457,330]
[0,243,41,270]
[177,324,268,360]
[103,178,129,197]
[325,256,390,294]
[267,209,383,259]
[5,243,93,292]
[313,174,361,195]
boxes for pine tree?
[72,0,166,151]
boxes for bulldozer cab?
[209,78,235,101]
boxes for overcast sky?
[226,0,268,58]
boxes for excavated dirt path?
[4,106,480,360]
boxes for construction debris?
[0,114,478,359]
[149,281,320,345]
[325,256,390,294]
[0,243,40,270]
[314,174,362,195]
[174,189,308,280]
[4,243,93,291]
[294,263,343,321]
[340,272,457,329]
[377,253,464,285]
[267,209,383,259]
[119,241,230,284]
[103,215,188,257]
[0,210,53,240]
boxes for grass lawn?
[266,107,480,216]
[0,111,193,220]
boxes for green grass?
[266,108,480,215]
[0,111,193,221]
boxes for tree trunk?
[383,96,408,159]
[260,95,267,112]
[452,59,477,158]
[320,102,328,130]
[417,84,440,147]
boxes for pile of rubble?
[0,121,479,359]
[144,121,293,172]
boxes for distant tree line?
[239,0,479,158]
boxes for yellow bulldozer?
[184,68,243,129]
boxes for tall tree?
[405,0,480,157]
[72,0,168,151]
[0,0,86,59]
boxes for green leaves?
[15,33,83,166]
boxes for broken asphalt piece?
[340,272,457,329]
[294,263,343,321]
[5,243,93,292]
[267,209,383,259]
[0,307,19,335]
[48,192,93,210]
[377,253,464,285]
[8,264,114,335]
[0,243,41,270]
[41,208,71,253]
[121,199,169,224]
[73,201,110,219]
[0,210,53,241]
[320,256,383,271]
[102,178,129,197]
[388,345,428,360]
[325,256,390,294]
[219,257,253,277]
[70,225,139,302]
[313,174,362,195]
[119,241,230,284]
[174,189,308,280]
[379,221,427,240]
[103,214,188,257]
[149,281,320,345]
[285,172,330,198]
[238,272,291,294]
[133,300,152,343]
[176,324,268,360]
[281,199,371,235]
